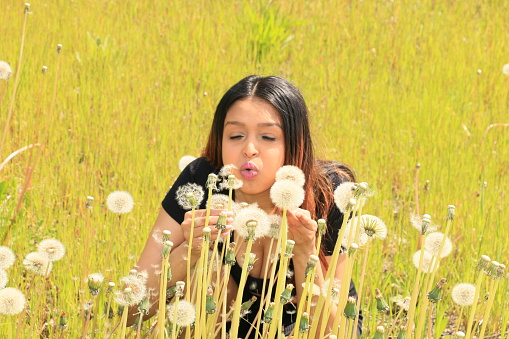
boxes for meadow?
[1,0,508,337]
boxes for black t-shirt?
[161,157,362,338]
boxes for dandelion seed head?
[268,214,282,239]
[211,194,229,210]
[333,182,356,213]
[360,215,387,240]
[87,272,104,286]
[412,249,438,273]
[116,273,147,306]
[424,232,453,258]
[451,283,476,306]
[341,220,369,248]
[175,183,204,210]
[232,204,270,240]
[106,191,134,214]
[166,300,196,327]
[0,246,15,269]
[0,287,25,315]
[0,269,8,289]
[503,64,509,76]
[38,239,66,261]
[275,165,305,187]
[410,214,436,234]
[0,61,12,80]
[270,180,305,210]
[395,296,411,311]
[23,252,52,276]
[178,155,196,171]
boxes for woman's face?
[222,98,285,201]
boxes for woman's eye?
[229,135,243,140]
[262,136,276,141]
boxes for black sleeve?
[161,157,217,224]
[322,171,352,256]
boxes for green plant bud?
[348,243,359,257]
[203,227,211,242]
[246,221,257,240]
[162,230,172,242]
[175,281,185,298]
[343,296,358,319]
[138,297,150,315]
[162,240,173,258]
[375,288,389,312]
[485,261,500,278]
[228,174,236,189]
[373,326,386,339]
[396,326,406,339]
[446,205,456,221]
[280,284,294,304]
[317,219,327,235]
[476,255,491,272]
[206,173,218,190]
[263,302,275,323]
[185,192,198,209]
[206,287,216,314]
[284,240,295,258]
[216,212,227,232]
[304,255,319,277]
[166,285,176,298]
[59,312,67,329]
[496,264,506,279]
[427,278,447,303]
[225,243,236,265]
[239,296,257,317]
[299,312,310,333]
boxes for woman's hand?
[287,208,317,253]
[180,209,233,251]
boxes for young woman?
[131,75,362,337]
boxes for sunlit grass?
[1,0,508,337]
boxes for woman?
[131,75,361,337]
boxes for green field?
[1,0,508,337]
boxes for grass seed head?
[178,155,196,171]
[0,269,8,289]
[175,183,204,210]
[0,61,12,80]
[106,191,134,214]
[166,299,196,327]
[451,283,476,306]
[275,165,305,187]
[38,238,66,261]
[270,179,305,210]
[0,287,26,315]
[0,246,16,269]
[23,251,52,276]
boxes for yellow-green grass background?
[1,0,508,337]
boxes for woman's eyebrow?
[224,121,282,128]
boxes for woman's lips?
[240,162,259,180]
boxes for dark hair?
[202,75,355,258]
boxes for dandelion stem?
[465,270,485,338]
[478,278,500,339]
[406,234,427,337]
[352,241,370,336]
[185,207,196,302]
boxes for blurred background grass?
[1,0,508,336]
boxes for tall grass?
[1,0,508,337]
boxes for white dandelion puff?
[166,300,196,327]
[502,64,509,76]
[232,204,271,240]
[410,213,436,234]
[359,215,387,240]
[424,232,453,258]
[333,182,356,213]
[451,283,476,306]
[23,252,52,276]
[175,183,204,210]
[268,214,282,239]
[320,278,341,298]
[395,296,411,312]
[270,179,305,210]
[87,273,104,295]
[0,287,26,315]
[115,273,148,306]
[275,165,305,187]
[412,250,439,273]
[211,194,230,210]
[38,239,66,262]
[0,246,15,269]
[106,191,134,214]
[0,269,8,289]
[0,61,12,80]
[178,155,196,171]
[341,219,369,248]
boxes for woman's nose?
[243,141,259,158]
